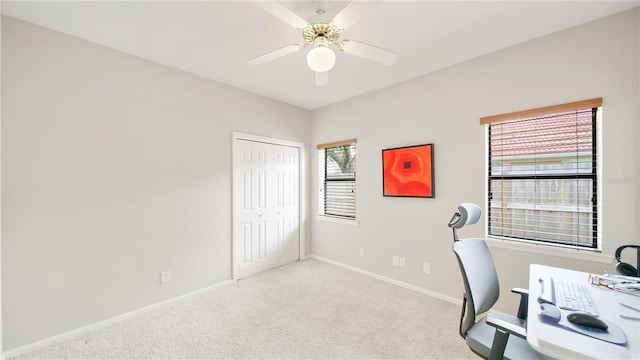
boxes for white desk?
[528,264,640,359]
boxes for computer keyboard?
[538,277,599,316]
[555,279,599,315]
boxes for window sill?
[317,215,359,226]
[486,236,613,264]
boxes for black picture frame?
[382,143,435,198]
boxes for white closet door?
[233,139,300,279]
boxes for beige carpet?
[10,259,477,359]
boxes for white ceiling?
[2,1,638,110]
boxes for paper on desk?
[590,274,640,296]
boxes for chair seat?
[466,315,554,360]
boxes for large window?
[483,99,601,248]
[317,139,356,219]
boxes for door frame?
[231,132,305,280]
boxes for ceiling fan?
[248,0,398,86]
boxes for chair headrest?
[449,203,481,229]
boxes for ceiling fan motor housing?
[303,22,342,46]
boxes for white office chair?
[448,203,554,360]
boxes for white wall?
[311,8,640,314]
[1,15,311,350]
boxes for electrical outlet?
[399,257,406,268]
[423,262,431,274]
[160,270,171,284]
[393,256,398,266]
[359,248,365,257]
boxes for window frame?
[482,99,602,251]
[317,139,357,223]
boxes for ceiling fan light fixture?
[306,37,335,72]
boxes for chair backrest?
[453,237,500,338]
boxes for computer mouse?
[567,312,608,331]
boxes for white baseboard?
[3,279,235,359]
[310,255,462,306]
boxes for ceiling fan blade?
[315,71,329,86]
[332,1,383,30]
[253,0,309,29]
[248,44,302,66]
[340,40,398,65]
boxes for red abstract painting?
[382,144,434,197]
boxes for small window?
[482,99,601,249]
[317,139,356,219]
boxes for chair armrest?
[486,313,527,339]
[511,288,529,320]
[511,287,528,295]
[486,313,528,360]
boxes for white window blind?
[318,140,356,219]
[484,99,601,248]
